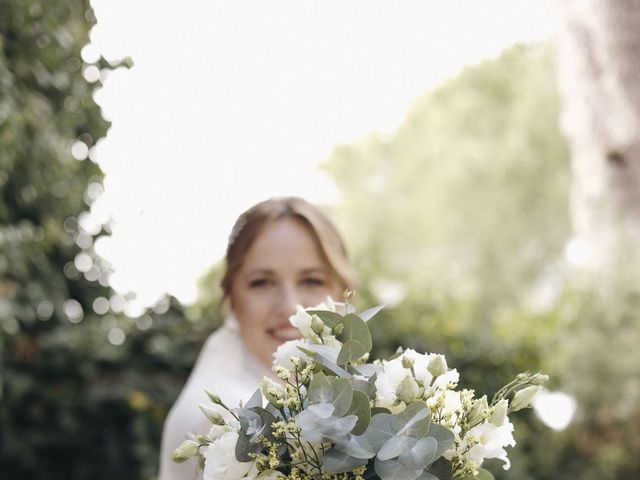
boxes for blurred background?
[2,0,639,479]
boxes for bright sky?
[84,0,557,308]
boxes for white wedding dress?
[159,316,272,480]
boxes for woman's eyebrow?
[245,269,275,276]
[300,267,329,274]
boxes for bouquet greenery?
[173,297,547,480]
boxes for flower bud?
[396,376,420,404]
[401,356,415,369]
[511,385,541,412]
[427,354,448,377]
[467,395,488,427]
[261,377,285,405]
[205,390,222,405]
[311,315,325,336]
[172,439,199,463]
[530,373,549,386]
[422,386,436,399]
[490,398,509,426]
[199,404,226,425]
[333,322,344,335]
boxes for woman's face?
[230,217,343,367]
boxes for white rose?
[203,431,257,480]
[273,339,307,370]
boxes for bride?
[158,197,356,480]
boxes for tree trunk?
[555,0,640,272]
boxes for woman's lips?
[268,325,301,342]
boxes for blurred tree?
[555,0,640,270]
[325,43,571,334]
[0,2,216,479]
[323,43,573,479]
[553,2,640,476]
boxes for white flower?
[273,339,306,370]
[208,424,231,441]
[511,385,542,411]
[490,399,509,426]
[463,419,516,470]
[374,357,411,412]
[203,431,257,480]
[313,296,338,312]
[289,306,314,338]
[261,377,285,405]
[401,350,458,389]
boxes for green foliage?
[0,2,219,478]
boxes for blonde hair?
[221,197,355,299]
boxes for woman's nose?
[276,284,299,318]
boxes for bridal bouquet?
[173,299,547,480]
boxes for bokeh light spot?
[93,296,110,315]
[108,327,126,346]
[36,301,54,320]
[63,299,84,323]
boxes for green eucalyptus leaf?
[353,378,377,399]
[371,406,392,416]
[395,402,430,438]
[338,314,373,352]
[309,371,333,404]
[365,412,396,451]
[425,457,452,480]
[308,402,336,418]
[347,390,371,435]
[415,473,439,480]
[426,423,455,459]
[306,309,343,328]
[334,434,377,459]
[331,377,353,416]
[297,345,351,378]
[378,435,418,461]
[244,388,263,409]
[375,458,423,480]
[337,339,368,366]
[359,304,385,322]
[322,448,369,473]
[397,437,437,470]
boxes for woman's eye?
[249,279,270,288]
[303,278,325,287]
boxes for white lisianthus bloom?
[289,306,314,338]
[323,334,342,348]
[313,297,338,312]
[375,357,411,412]
[402,349,433,385]
[433,368,459,388]
[463,419,516,470]
[273,339,306,370]
[203,431,257,480]
[208,424,231,441]
[401,350,458,388]
[261,377,286,405]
